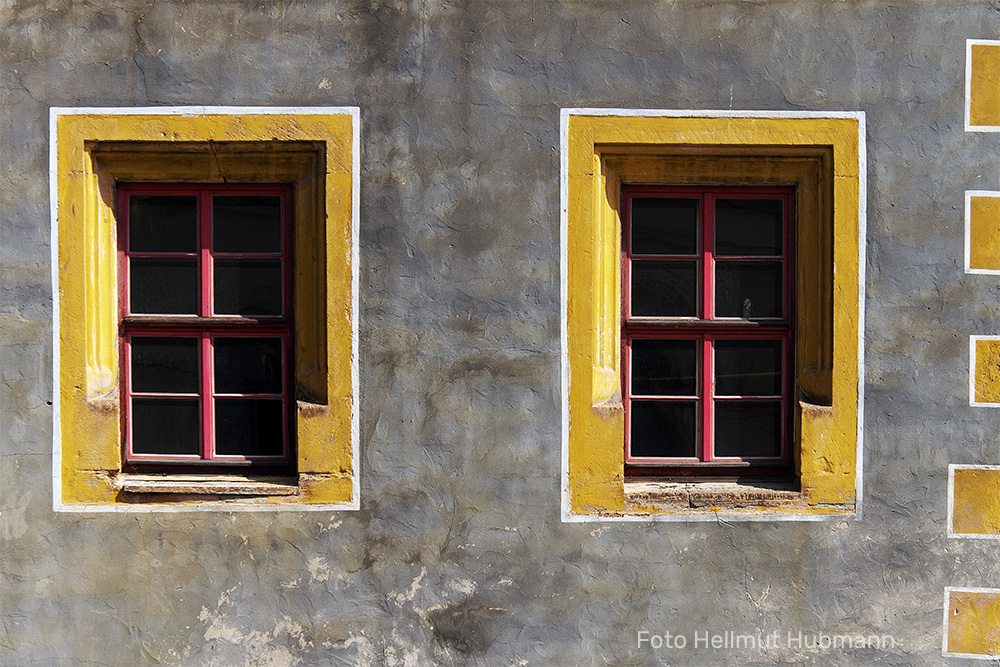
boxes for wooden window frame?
[119,183,295,469]
[622,186,795,475]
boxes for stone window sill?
[115,474,299,497]
[624,478,807,512]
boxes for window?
[622,186,794,475]
[561,110,865,519]
[120,185,293,468]
[51,107,359,509]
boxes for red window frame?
[118,183,294,470]
[622,185,795,476]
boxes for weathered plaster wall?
[1,0,998,664]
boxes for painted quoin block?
[949,465,1000,538]
[967,40,1000,131]
[969,336,1000,406]
[945,588,1000,659]
[966,192,1000,273]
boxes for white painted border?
[559,110,571,523]
[966,39,1000,133]
[948,464,1000,539]
[965,191,1000,274]
[559,108,867,523]
[943,586,1000,659]
[970,336,1000,407]
[49,105,361,513]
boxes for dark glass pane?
[631,260,697,317]
[215,398,284,456]
[130,258,198,314]
[131,398,200,455]
[631,339,697,396]
[131,337,199,394]
[129,195,198,253]
[714,401,782,457]
[629,401,697,458]
[214,258,282,315]
[715,199,783,256]
[631,198,698,255]
[715,261,782,318]
[213,196,282,253]
[215,337,283,394]
[715,340,782,397]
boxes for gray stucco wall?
[2,0,998,664]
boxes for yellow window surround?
[50,107,359,510]
[560,109,866,520]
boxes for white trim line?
[943,586,1000,659]
[49,108,61,513]
[55,502,358,513]
[561,108,865,121]
[947,464,1000,539]
[49,105,359,117]
[49,105,362,513]
[856,112,868,520]
[561,511,850,524]
[948,464,956,538]
[966,191,1000,274]
[559,108,867,523]
[559,109,572,522]
[349,106,361,510]
[969,336,1000,407]
[966,40,1000,133]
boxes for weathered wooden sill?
[624,478,805,511]
[115,474,299,497]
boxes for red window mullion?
[199,190,213,318]
[200,332,213,460]
[700,335,713,462]
[199,193,213,460]
[700,195,715,463]
[702,193,715,320]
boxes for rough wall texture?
[1,0,998,664]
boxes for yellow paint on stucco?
[952,468,1000,535]
[970,43,1000,128]
[969,195,1000,271]
[54,110,356,507]
[565,113,862,516]
[974,339,1000,405]
[947,589,1000,657]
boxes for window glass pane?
[631,198,698,255]
[631,339,697,396]
[131,398,201,455]
[629,401,697,458]
[131,337,199,394]
[714,401,782,458]
[631,260,697,317]
[214,337,283,394]
[214,258,282,315]
[715,340,782,397]
[215,398,284,456]
[129,195,198,253]
[213,196,282,253]
[715,199,783,256]
[715,261,782,318]
[130,258,198,314]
